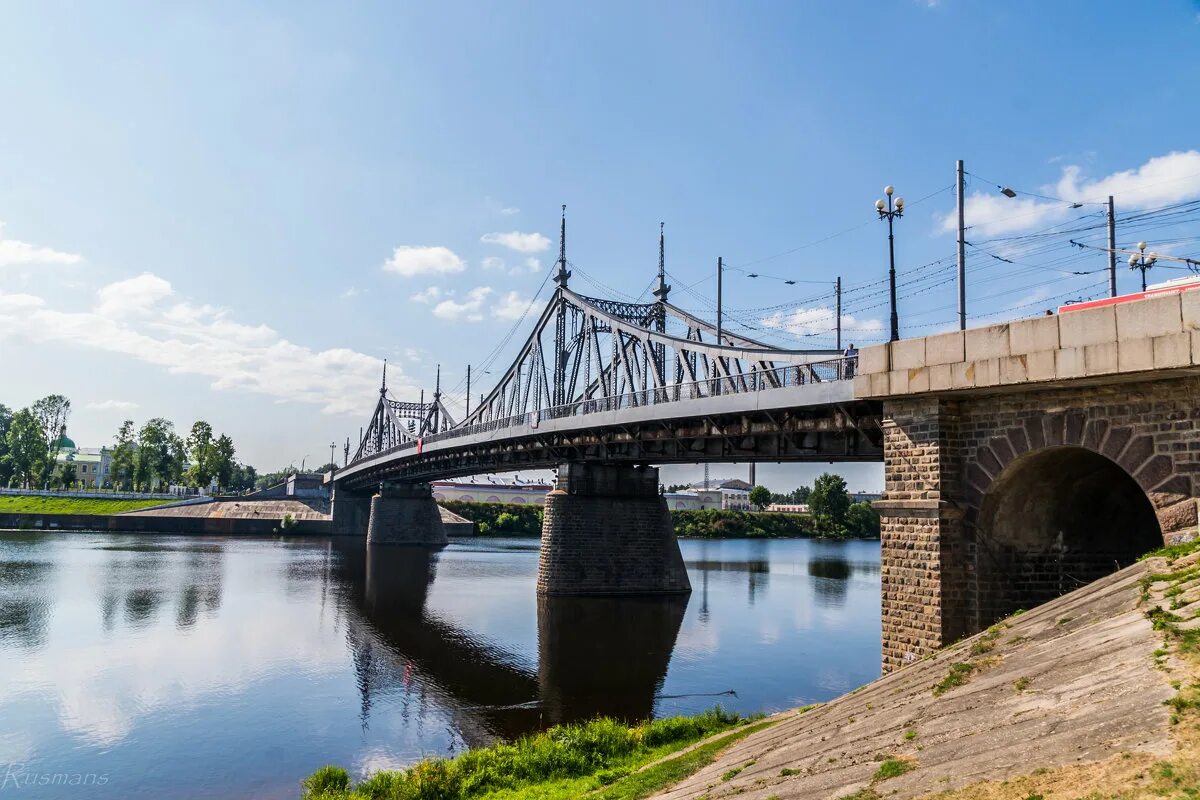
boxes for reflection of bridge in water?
[329,543,688,746]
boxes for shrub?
[302,766,350,798]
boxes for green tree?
[54,461,77,489]
[6,409,47,488]
[748,484,772,510]
[0,404,13,486]
[809,472,851,532]
[30,394,71,486]
[111,420,137,490]
[844,501,881,538]
[185,421,215,488]
[212,434,236,490]
[137,418,183,490]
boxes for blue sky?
[2,1,1199,489]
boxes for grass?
[872,757,914,781]
[300,707,769,800]
[0,495,167,515]
[903,729,917,741]
[1014,676,1031,692]
[932,662,976,697]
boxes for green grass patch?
[300,707,767,800]
[1014,676,1031,692]
[1139,538,1200,562]
[872,757,914,781]
[0,495,168,515]
[903,729,917,741]
[932,662,975,697]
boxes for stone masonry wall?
[879,375,1200,672]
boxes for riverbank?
[441,501,850,540]
[0,495,169,514]
[650,540,1200,799]
[301,708,773,800]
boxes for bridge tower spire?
[653,221,670,304]
[553,205,570,406]
[380,358,388,397]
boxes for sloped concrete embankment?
[653,553,1200,799]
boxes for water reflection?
[0,533,881,800]
[537,594,688,725]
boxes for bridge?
[330,216,1200,672]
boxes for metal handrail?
[350,356,853,466]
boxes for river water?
[0,533,880,799]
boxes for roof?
[54,435,76,450]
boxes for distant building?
[432,478,552,505]
[767,503,810,514]
[850,491,882,503]
[54,438,113,489]
[662,479,752,511]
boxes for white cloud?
[499,207,520,216]
[0,224,83,268]
[480,231,551,253]
[410,286,444,304]
[761,307,883,337]
[340,287,360,299]
[0,274,404,415]
[96,273,173,316]
[940,150,1200,237]
[432,286,492,321]
[492,291,531,321]
[86,399,139,411]
[523,257,542,273]
[481,256,506,271]
[382,245,466,277]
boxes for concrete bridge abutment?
[331,486,372,537]
[537,463,691,596]
[366,481,448,546]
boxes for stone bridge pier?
[367,481,448,546]
[331,485,372,537]
[538,463,691,596]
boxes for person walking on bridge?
[843,343,859,379]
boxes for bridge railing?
[355,356,851,464]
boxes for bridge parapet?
[854,290,1200,398]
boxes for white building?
[432,478,551,505]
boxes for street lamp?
[875,185,905,341]
[1128,241,1158,293]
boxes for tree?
[54,461,77,489]
[30,394,71,486]
[748,485,772,510]
[137,418,183,490]
[665,483,692,493]
[111,420,137,490]
[6,409,47,488]
[809,472,851,532]
[185,421,215,488]
[212,434,236,490]
[0,404,13,486]
[845,501,881,538]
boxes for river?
[0,532,880,799]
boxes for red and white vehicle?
[1058,275,1200,314]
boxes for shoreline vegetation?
[0,495,168,515]
[301,707,773,800]
[442,500,878,540]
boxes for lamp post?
[875,185,905,341]
[1128,241,1158,293]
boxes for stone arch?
[961,411,1191,625]
[485,495,501,503]
[961,411,1194,542]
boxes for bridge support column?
[538,463,690,595]
[367,481,448,546]
[876,398,971,674]
[331,485,372,537]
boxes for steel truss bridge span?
[334,279,882,492]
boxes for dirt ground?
[651,548,1200,800]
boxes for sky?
[2,1,1199,491]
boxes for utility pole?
[465,364,471,417]
[956,160,967,330]
[329,442,336,474]
[835,277,843,350]
[748,463,756,489]
[1107,195,1118,297]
